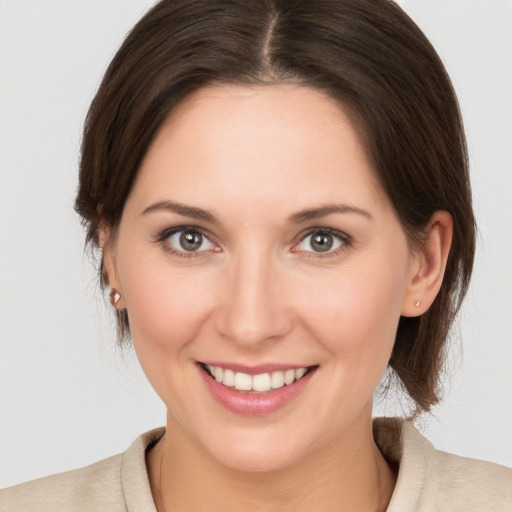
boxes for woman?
[2,0,511,510]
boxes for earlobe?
[109,289,123,309]
[98,222,125,309]
[401,211,453,317]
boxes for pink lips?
[198,362,317,416]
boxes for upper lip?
[199,361,314,375]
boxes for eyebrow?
[141,201,220,225]
[141,200,372,225]
[287,204,373,223]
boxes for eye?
[295,229,347,254]
[166,227,216,253]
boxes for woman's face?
[106,84,420,472]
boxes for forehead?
[128,84,386,218]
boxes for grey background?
[1,0,511,488]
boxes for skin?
[102,84,452,512]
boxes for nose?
[213,249,293,348]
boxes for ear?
[98,222,125,309]
[401,211,453,317]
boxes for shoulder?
[374,417,512,512]
[431,446,512,509]
[0,427,164,512]
[0,454,125,512]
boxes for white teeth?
[284,369,295,385]
[223,369,235,387]
[214,366,223,383]
[252,373,271,392]
[270,371,285,389]
[234,372,252,391]
[295,367,307,380]
[206,364,310,392]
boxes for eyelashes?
[155,225,352,259]
[155,226,219,259]
[292,228,351,257]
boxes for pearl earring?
[110,289,122,307]
[415,300,421,307]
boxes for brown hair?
[75,0,476,414]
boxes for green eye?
[167,228,214,253]
[297,229,345,254]
[310,232,334,252]
[179,230,204,251]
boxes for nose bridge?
[215,244,291,346]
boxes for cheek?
[118,257,222,412]
[118,253,217,363]
[293,255,408,361]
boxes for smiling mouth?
[199,363,318,393]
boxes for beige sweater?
[1,418,511,511]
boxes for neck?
[147,412,396,512]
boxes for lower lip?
[198,364,316,416]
